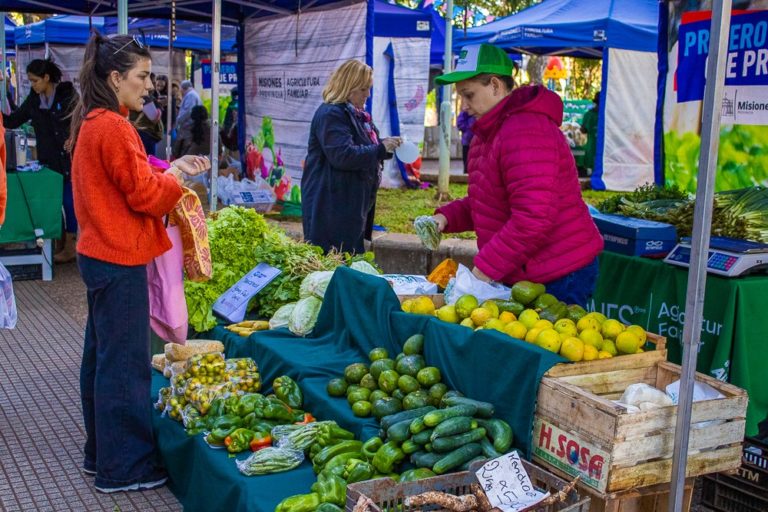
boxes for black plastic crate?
[6,263,42,281]
[701,437,768,512]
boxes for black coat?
[3,81,78,177]
[302,103,390,254]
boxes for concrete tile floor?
[0,261,716,512]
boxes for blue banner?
[677,10,768,102]
[202,61,238,88]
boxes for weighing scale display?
[664,237,768,277]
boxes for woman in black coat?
[302,60,401,254]
[3,59,79,261]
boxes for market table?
[0,168,63,280]
[591,251,767,436]
[152,267,564,512]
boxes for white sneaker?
[95,476,167,494]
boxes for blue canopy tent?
[4,16,15,50]
[454,0,661,191]
[102,17,238,53]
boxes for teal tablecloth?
[152,267,564,512]
[592,251,768,436]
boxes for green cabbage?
[288,296,323,336]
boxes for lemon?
[636,347,645,353]
[470,307,493,326]
[401,299,415,313]
[411,296,436,316]
[579,329,603,350]
[481,300,500,319]
[460,318,475,328]
[627,325,647,345]
[455,295,479,320]
[498,311,517,324]
[436,304,459,323]
[533,319,554,330]
[524,327,542,343]
[601,339,618,356]
[616,331,642,354]
[504,321,527,340]
[586,312,607,324]
[582,344,599,361]
[536,329,562,353]
[597,350,613,359]
[518,309,540,329]
[485,319,507,332]
[601,319,625,340]
[560,337,585,362]
[576,316,601,332]
[554,318,577,337]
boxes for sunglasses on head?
[111,35,145,56]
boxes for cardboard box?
[592,213,677,257]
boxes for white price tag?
[213,263,281,323]
[475,452,549,512]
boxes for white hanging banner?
[243,2,368,200]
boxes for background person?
[430,44,603,306]
[173,105,211,159]
[176,79,202,126]
[69,32,209,494]
[580,91,600,174]
[302,59,401,254]
[3,59,79,261]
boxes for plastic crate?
[701,437,768,512]
[346,459,590,512]
[6,263,42,281]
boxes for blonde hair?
[322,60,373,104]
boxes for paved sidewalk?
[0,266,181,512]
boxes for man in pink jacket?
[432,44,603,306]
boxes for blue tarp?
[4,17,15,49]
[374,0,431,39]
[454,0,659,57]
[15,16,104,46]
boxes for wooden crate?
[571,477,694,512]
[533,349,748,495]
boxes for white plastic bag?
[665,379,725,405]
[618,383,674,411]
[0,263,18,329]
[444,264,510,305]
[379,274,438,295]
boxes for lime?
[352,400,372,417]
[396,355,426,377]
[378,370,400,393]
[403,334,424,355]
[428,383,449,404]
[372,396,402,419]
[455,294,479,320]
[369,347,389,362]
[370,358,395,381]
[398,375,421,394]
[344,363,369,384]
[359,373,378,391]
[392,389,406,401]
[347,387,371,405]
[403,391,430,410]
[327,378,348,397]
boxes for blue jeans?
[78,254,159,488]
[63,180,78,233]
[544,258,599,308]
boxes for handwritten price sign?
[475,452,549,512]
[213,263,281,323]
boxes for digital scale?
[664,236,768,277]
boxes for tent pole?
[210,0,222,212]
[668,1,731,510]
[437,0,453,200]
[166,1,176,159]
[118,0,128,34]
[1,13,6,113]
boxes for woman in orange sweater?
[69,33,209,493]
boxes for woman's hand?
[432,213,448,232]
[381,137,402,152]
[471,266,492,283]
[174,155,211,176]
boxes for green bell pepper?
[225,428,255,453]
[362,436,384,461]
[322,451,364,476]
[212,414,242,431]
[205,425,237,446]
[398,468,436,482]
[275,492,321,512]
[310,472,346,505]
[312,440,363,472]
[263,401,296,422]
[316,423,355,447]
[223,395,241,415]
[208,397,226,417]
[273,375,303,409]
[235,393,265,417]
[372,441,405,474]
[316,504,343,512]
[343,458,375,484]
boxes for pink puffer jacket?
[436,85,603,285]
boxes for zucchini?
[410,416,428,434]
[432,427,486,453]
[430,416,477,441]
[423,405,478,427]
[441,396,495,418]
[401,439,421,455]
[380,406,435,431]
[477,418,513,453]
[433,443,483,474]
[411,450,443,469]
[387,419,414,443]
[412,428,434,445]
[480,437,502,459]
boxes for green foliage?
[595,184,689,214]
[665,126,768,194]
[568,58,602,100]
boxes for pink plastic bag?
[148,225,188,344]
